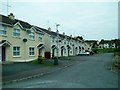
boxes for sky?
[1,0,119,41]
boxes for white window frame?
[29,47,35,56]
[29,31,35,40]
[0,25,7,36]
[13,46,21,57]
[38,33,43,41]
[52,37,55,42]
[64,41,66,44]
[13,28,20,38]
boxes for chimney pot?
[48,27,51,31]
[8,13,15,20]
[63,32,65,35]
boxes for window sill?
[38,40,43,42]
[0,35,7,37]
[13,56,21,58]
[29,55,35,57]
[12,36,21,39]
[29,39,35,41]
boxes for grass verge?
[113,52,120,70]
[31,59,54,67]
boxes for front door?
[2,46,6,61]
[38,48,42,56]
[52,49,55,57]
[68,49,69,56]
[61,49,63,56]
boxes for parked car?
[78,51,90,56]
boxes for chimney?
[8,13,15,20]
[48,27,51,31]
[63,32,65,35]
[70,35,72,38]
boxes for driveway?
[3,53,118,88]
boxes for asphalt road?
[3,53,118,88]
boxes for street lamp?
[54,24,60,65]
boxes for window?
[67,41,69,44]
[38,34,43,41]
[13,28,20,37]
[29,47,35,56]
[0,25,7,36]
[29,31,35,40]
[52,37,55,42]
[13,47,20,56]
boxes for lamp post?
[54,24,60,65]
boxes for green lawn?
[92,48,120,53]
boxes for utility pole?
[6,0,11,15]
[54,24,60,65]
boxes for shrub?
[114,48,120,52]
[38,56,43,64]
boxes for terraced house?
[35,26,87,58]
[0,13,91,62]
[0,13,45,62]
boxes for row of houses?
[85,39,120,49]
[0,13,91,62]
[98,39,120,49]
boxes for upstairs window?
[38,34,43,41]
[52,37,55,42]
[64,41,66,44]
[29,31,35,40]
[0,25,7,36]
[13,28,20,38]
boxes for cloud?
[1,1,118,40]
[2,0,119,2]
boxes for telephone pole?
[7,0,11,15]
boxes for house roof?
[35,26,67,39]
[99,40,111,44]
[16,20,32,29]
[0,14,32,29]
[0,14,17,25]
[99,39,120,44]
[0,14,80,41]
[34,26,57,36]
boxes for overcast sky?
[1,0,118,40]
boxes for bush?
[114,48,120,52]
[38,56,43,64]
[92,48,98,53]
[113,53,120,69]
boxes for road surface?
[3,53,118,88]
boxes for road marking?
[25,80,56,88]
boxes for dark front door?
[61,49,63,56]
[2,46,6,61]
[68,49,69,56]
[52,49,55,57]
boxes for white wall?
[0,46,1,61]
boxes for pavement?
[2,57,77,85]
